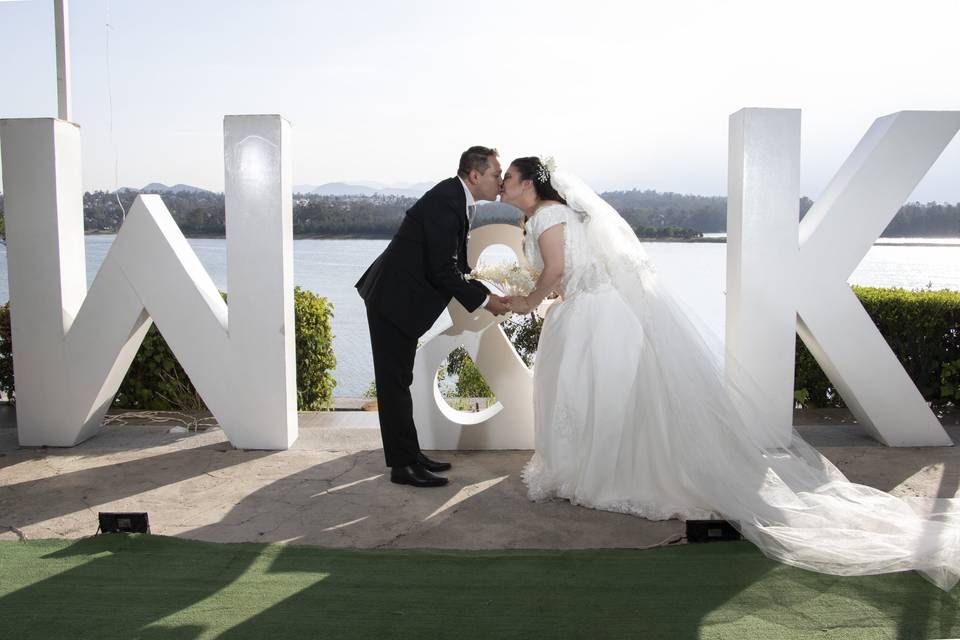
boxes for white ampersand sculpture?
[410,223,535,450]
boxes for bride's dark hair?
[511,157,567,205]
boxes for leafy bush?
[941,359,960,403]
[113,318,206,410]
[0,302,12,400]
[795,286,960,408]
[455,353,493,398]
[434,313,542,400]
[435,347,493,399]
[501,313,544,367]
[293,286,337,410]
[0,287,337,410]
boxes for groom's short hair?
[457,146,498,178]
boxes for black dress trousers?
[366,309,420,467]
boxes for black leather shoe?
[416,451,452,472]
[390,463,448,487]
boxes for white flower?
[536,156,557,184]
[470,261,540,297]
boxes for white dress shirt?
[458,175,477,214]
[457,176,490,309]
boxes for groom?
[356,146,511,488]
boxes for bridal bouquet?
[468,261,539,297]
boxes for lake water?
[1,236,958,396]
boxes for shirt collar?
[457,176,476,208]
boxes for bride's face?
[500,164,533,208]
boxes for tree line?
[0,189,958,239]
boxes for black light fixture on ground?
[686,520,741,543]
[97,512,151,534]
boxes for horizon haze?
[1,0,958,202]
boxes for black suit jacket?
[356,177,489,338]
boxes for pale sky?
[1,0,958,200]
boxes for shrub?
[113,317,206,410]
[0,302,12,400]
[941,359,960,403]
[434,314,542,400]
[294,286,337,410]
[455,353,493,398]
[434,347,494,399]
[795,286,960,408]
[501,313,543,367]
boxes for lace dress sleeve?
[529,205,567,241]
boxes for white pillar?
[726,108,801,445]
[224,115,298,446]
[1,118,104,445]
[54,0,71,121]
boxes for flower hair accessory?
[535,156,557,184]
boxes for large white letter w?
[0,115,297,449]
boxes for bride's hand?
[506,296,534,315]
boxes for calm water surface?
[1,237,957,396]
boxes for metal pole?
[54,0,71,121]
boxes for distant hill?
[310,183,378,196]
[294,182,433,198]
[377,187,429,197]
[140,183,211,194]
[123,180,434,198]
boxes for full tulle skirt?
[522,279,960,590]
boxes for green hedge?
[796,286,960,408]
[0,286,337,411]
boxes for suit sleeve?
[424,202,488,312]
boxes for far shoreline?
[81,231,960,246]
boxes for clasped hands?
[485,294,535,316]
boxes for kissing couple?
[357,146,960,590]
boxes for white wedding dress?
[519,173,960,590]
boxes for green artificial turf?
[0,535,956,639]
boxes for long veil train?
[550,169,960,590]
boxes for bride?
[498,155,960,590]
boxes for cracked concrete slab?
[1,407,959,549]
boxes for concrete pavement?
[1,406,959,549]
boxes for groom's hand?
[505,296,534,315]
[485,295,511,316]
